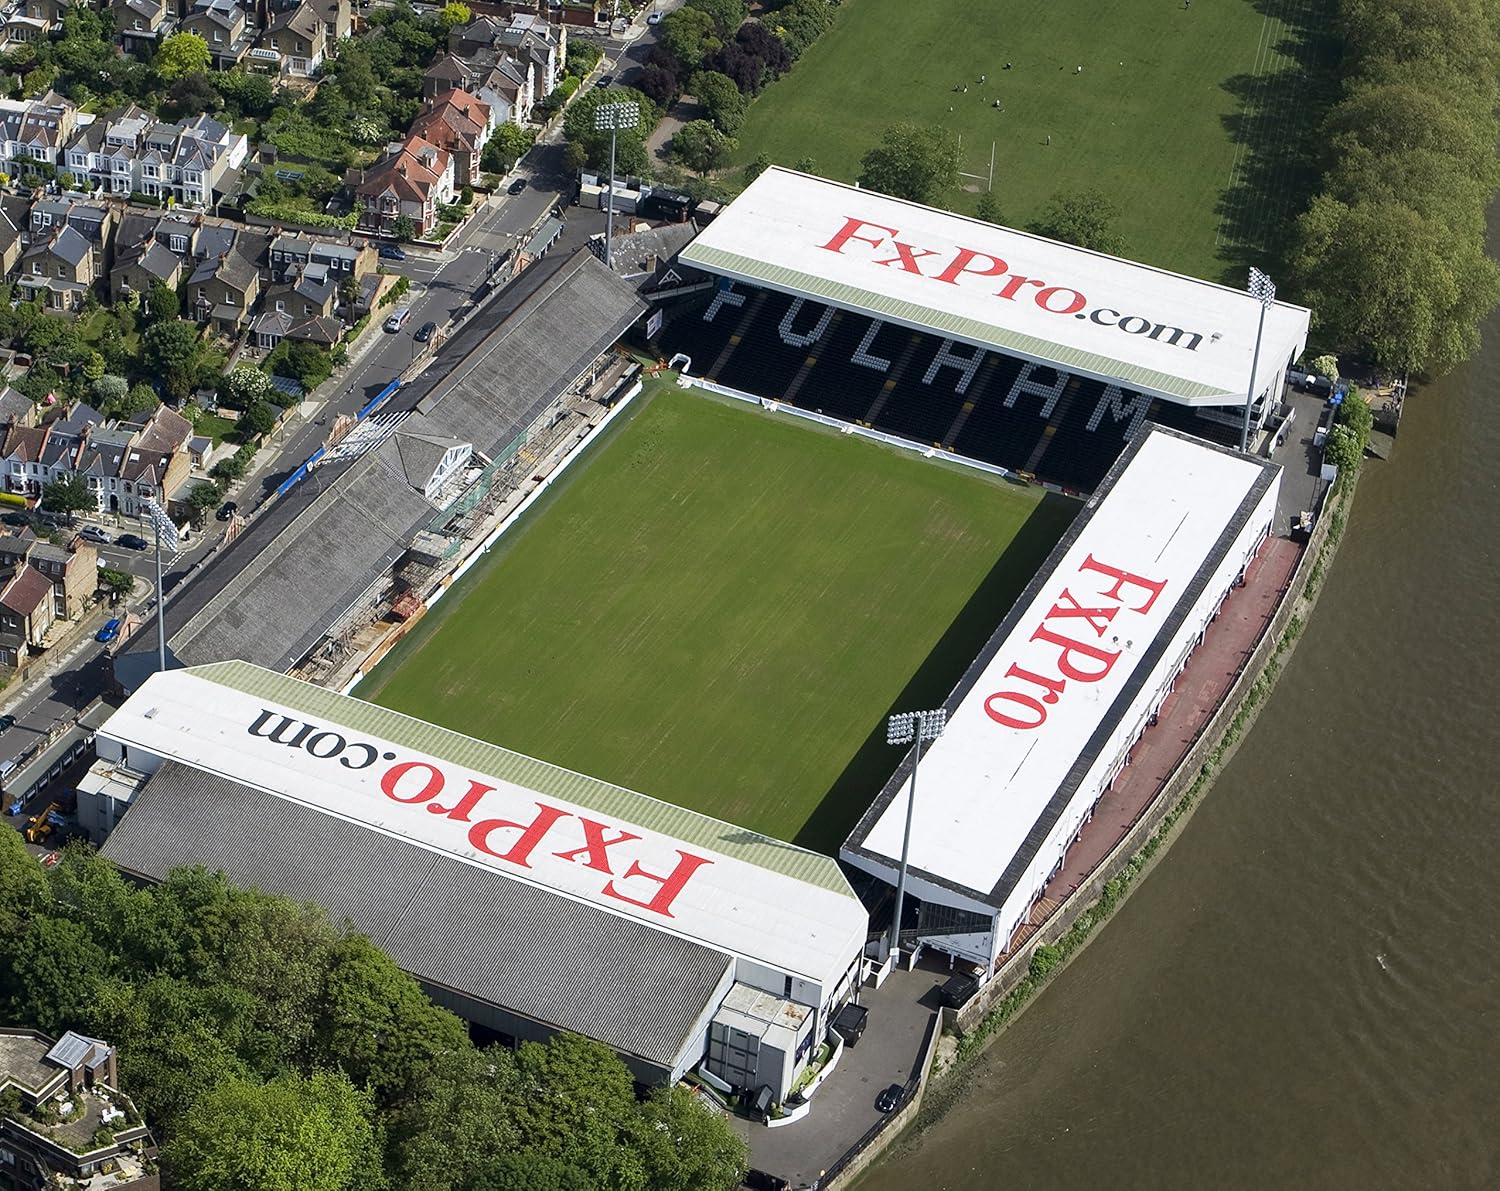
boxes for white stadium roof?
[680,168,1310,406]
[843,428,1276,906]
[102,662,867,988]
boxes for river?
[859,315,1500,1188]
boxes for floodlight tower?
[142,498,178,674]
[885,707,947,962]
[593,101,639,270]
[1241,266,1276,454]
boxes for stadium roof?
[843,427,1278,908]
[101,662,868,987]
[680,168,1310,406]
[116,250,646,688]
[103,761,734,1071]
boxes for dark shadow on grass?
[1213,0,1343,283]
[793,490,1081,854]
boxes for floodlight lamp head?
[1248,266,1276,308]
[594,102,639,132]
[886,713,915,746]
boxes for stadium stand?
[654,283,1238,494]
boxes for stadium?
[90,170,1304,1103]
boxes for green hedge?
[245,200,359,230]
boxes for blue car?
[96,618,122,643]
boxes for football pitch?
[732,0,1326,280]
[360,382,1076,851]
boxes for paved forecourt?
[359,381,1074,850]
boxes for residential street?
[0,9,657,770]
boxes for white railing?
[680,375,1018,482]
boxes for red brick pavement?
[1000,534,1303,959]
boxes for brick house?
[16,225,93,313]
[349,137,455,237]
[409,90,494,187]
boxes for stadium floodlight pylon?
[142,497,179,674]
[885,707,947,962]
[1240,266,1276,453]
[594,101,640,269]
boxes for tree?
[686,0,746,34]
[672,119,735,175]
[335,46,378,107]
[1309,353,1340,382]
[975,191,1007,226]
[163,1070,386,1191]
[143,319,201,372]
[166,71,222,120]
[156,32,211,82]
[438,1,471,29]
[0,825,48,938]
[0,915,110,1035]
[184,483,222,527]
[659,7,720,72]
[689,69,745,135]
[236,401,277,439]
[222,364,272,408]
[1293,193,1500,373]
[148,279,180,322]
[742,152,770,187]
[629,1084,748,1191]
[385,1048,523,1191]
[92,375,129,410]
[310,934,469,1101]
[857,122,959,204]
[40,474,92,518]
[392,214,416,242]
[1027,188,1127,254]
[98,566,135,601]
[482,123,535,174]
[101,382,159,422]
[1323,423,1363,474]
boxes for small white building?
[842,427,1281,967]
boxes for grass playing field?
[360,382,1076,852]
[733,0,1326,280]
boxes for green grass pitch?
[360,382,1076,851]
[734,0,1305,280]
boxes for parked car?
[96,618,122,643]
[216,500,238,522]
[0,511,29,527]
[384,308,412,333]
[597,73,614,88]
[79,525,111,545]
[0,714,15,734]
[508,177,527,195]
[647,10,661,22]
[116,533,149,551]
[875,1084,903,1113]
[379,244,407,261]
[414,320,437,344]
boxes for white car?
[384,308,412,333]
[647,10,662,23]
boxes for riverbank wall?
[824,468,1362,1188]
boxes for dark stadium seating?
[653,282,1242,493]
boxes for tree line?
[0,832,747,1191]
[1291,0,1500,375]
